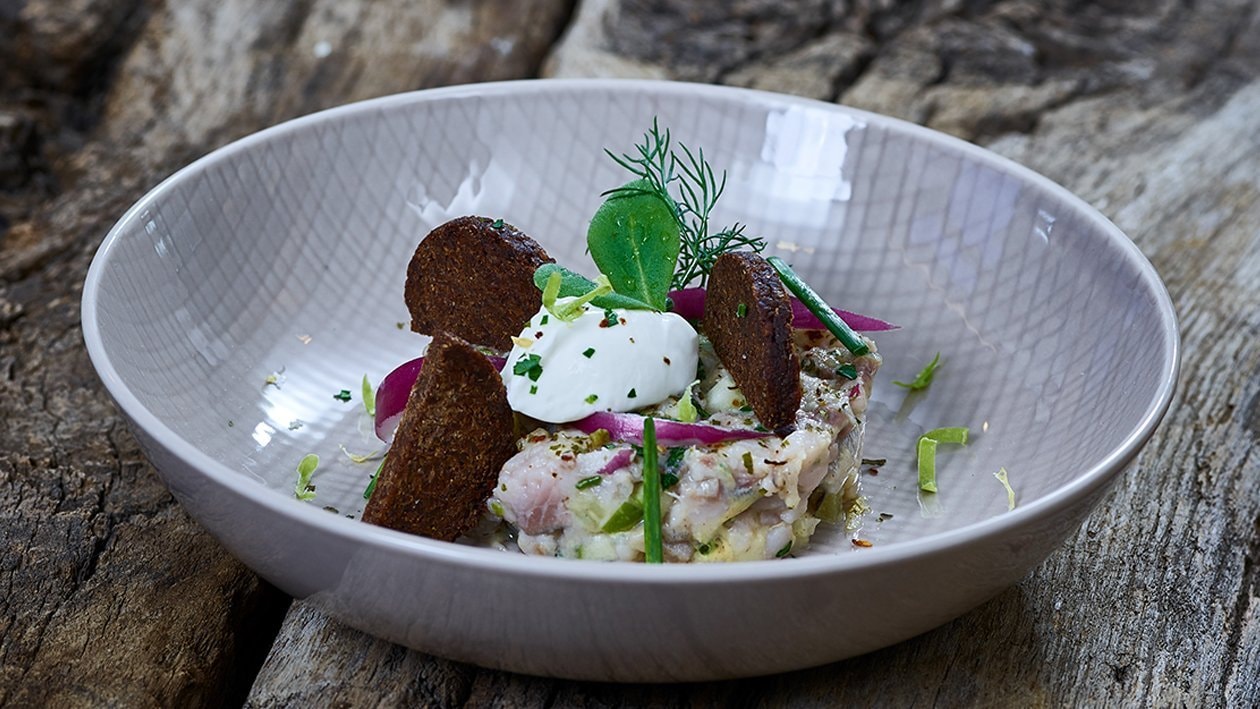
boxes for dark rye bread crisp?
[702,252,802,432]
[362,332,518,541]
[405,216,553,350]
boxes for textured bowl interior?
[83,80,1177,677]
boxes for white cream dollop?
[502,298,699,423]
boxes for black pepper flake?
[878,513,894,522]
[534,331,544,339]
[663,356,671,365]
[764,459,788,466]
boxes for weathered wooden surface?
[3,0,1259,706]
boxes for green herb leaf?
[361,374,376,416]
[582,347,596,359]
[532,264,654,311]
[363,456,385,500]
[604,120,767,288]
[893,352,942,390]
[641,418,664,563]
[513,354,544,381]
[576,475,602,490]
[295,454,319,501]
[835,363,858,380]
[917,427,969,492]
[736,302,747,318]
[585,394,599,404]
[776,541,793,558]
[587,178,681,311]
[333,389,352,402]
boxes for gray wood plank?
[0,0,573,705]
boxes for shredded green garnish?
[554,274,613,321]
[294,454,319,501]
[766,256,869,356]
[361,374,376,416]
[333,389,352,402]
[363,457,385,500]
[601,308,619,327]
[529,384,538,395]
[736,302,748,318]
[742,451,755,476]
[861,457,886,467]
[835,364,858,380]
[489,500,505,517]
[576,475,602,490]
[585,394,598,404]
[513,354,544,381]
[540,314,549,325]
[917,427,969,492]
[776,541,793,558]
[642,418,664,563]
[583,347,596,358]
[894,352,942,390]
[491,218,504,229]
[339,444,382,464]
[994,467,1016,510]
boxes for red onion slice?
[667,287,897,332]
[373,354,506,442]
[570,411,772,447]
[596,448,634,475]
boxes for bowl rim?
[81,78,1180,584]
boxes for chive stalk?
[641,417,664,563]
[766,256,869,356]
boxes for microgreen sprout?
[604,119,766,289]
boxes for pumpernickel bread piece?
[362,332,518,541]
[702,252,802,432]
[405,216,553,350]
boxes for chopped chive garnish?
[585,394,598,404]
[766,256,868,355]
[917,427,969,492]
[775,541,792,558]
[489,500,505,517]
[861,457,887,467]
[540,314,549,325]
[835,363,858,380]
[333,389,352,402]
[576,475,602,490]
[661,472,679,489]
[530,384,538,395]
[363,456,385,500]
[642,418,663,563]
[602,308,619,327]
[491,218,504,229]
[696,542,711,555]
[994,467,1016,510]
[894,352,942,390]
[295,454,319,501]
[583,347,596,358]
[736,302,747,318]
[628,388,637,398]
[361,374,376,416]
[513,354,544,381]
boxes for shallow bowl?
[82,79,1178,682]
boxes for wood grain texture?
[4,0,1259,705]
[0,0,573,706]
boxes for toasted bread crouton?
[702,252,802,432]
[405,216,553,350]
[362,332,517,540]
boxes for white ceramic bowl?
[82,80,1178,682]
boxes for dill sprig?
[603,120,766,289]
